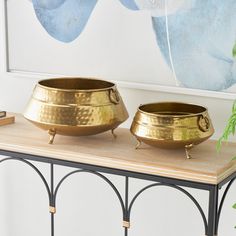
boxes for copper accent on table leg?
[135,138,142,149]
[123,221,130,228]
[49,206,56,214]
[111,128,117,139]
[48,129,56,144]
[185,144,194,159]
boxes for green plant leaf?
[217,99,236,151]
[233,42,236,58]
[232,100,236,112]
[216,138,223,152]
[233,203,236,209]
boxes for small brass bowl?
[130,102,214,158]
[24,77,129,144]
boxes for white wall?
[1,2,236,236]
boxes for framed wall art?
[3,0,236,99]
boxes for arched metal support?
[216,177,236,234]
[53,169,126,220]
[2,153,235,236]
[128,183,208,235]
[0,157,51,202]
[0,157,56,236]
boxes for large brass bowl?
[24,78,129,143]
[130,102,214,158]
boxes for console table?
[0,114,236,236]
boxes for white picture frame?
[2,0,236,100]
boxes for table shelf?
[0,114,235,236]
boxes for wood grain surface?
[0,115,15,126]
[0,114,235,185]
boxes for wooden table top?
[0,114,235,185]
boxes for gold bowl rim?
[37,77,116,93]
[137,102,208,118]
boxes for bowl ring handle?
[198,115,210,132]
[109,89,120,104]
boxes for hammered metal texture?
[130,102,214,149]
[24,78,129,136]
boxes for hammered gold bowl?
[24,78,129,143]
[130,102,214,158]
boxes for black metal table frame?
[0,150,235,236]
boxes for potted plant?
[217,42,236,151]
[217,41,236,216]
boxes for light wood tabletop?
[0,114,235,185]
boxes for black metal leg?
[207,186,218,236]
[51,213,54,236]
[216,178,236,234]
[124,176,129,236]
[50,163,55,236]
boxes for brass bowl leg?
[111,128,117,139]
[48,129,56,144]
[185,144,194,159]
[135,138,142,149]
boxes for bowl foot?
[48,128,57,144]
[111,128,117,139]
[185,144,194,159]
[135,139,142,149]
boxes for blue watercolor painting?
[31,0,236,92]
[151,0,236,91]
[32,0,98,42]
